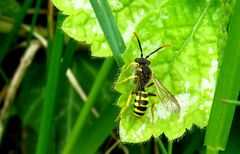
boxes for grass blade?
[62,57,115,154]
[26,0,42,45]
[72,103,118,154]
[221,99,240,106]
[61,1,125,152]
[35,14,65,154]
[204,0,240,153]
[168,141,173,154]
[157,138,168,154]
[89,0,125,66]
[0,0,33,65]
[60,38,77,75]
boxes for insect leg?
[115,62,139,84]
[115,94,132,122]
[151,96,158,126]
[115,75,138,85]
[121,62,139,72]
[146,82,154,88]
[148,92,157,97]
[151,103,155,126]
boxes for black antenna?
[133,32,143,58]
[145,44,170,59]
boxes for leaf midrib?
[171,2,211,63]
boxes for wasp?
[116,32,180,123]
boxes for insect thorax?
[134,60,152,90]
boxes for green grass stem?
[204,0,240,153]
[221,99,240,106]
[61,1,124,153]
[62,57,115,154]
[60,38,77,75]
[35,14,65,154]
[157,138,168,154]
[168,141,173,154]
[0,0,33,65]
[26,0,42,46]
[73,103,118,154]
[89,0,125,67]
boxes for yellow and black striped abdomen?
[133,91,149,118]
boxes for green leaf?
[115,0,223,143]
[51,0,167,57]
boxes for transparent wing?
[152,73,180,113]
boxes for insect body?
[133,90,157,118]
[133,91,149,118]
[116,32,180,122]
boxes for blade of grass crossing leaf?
[0,0,33,65]
[62,57,115,154]
[26,0,42,46]
[204,0,240,153]
[35,14,65,154]
[89,0,125,67]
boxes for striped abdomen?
[133,91,149,118]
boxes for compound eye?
[147,60,151,65]
[135,58,140,63]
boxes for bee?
[116,32,180,122]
